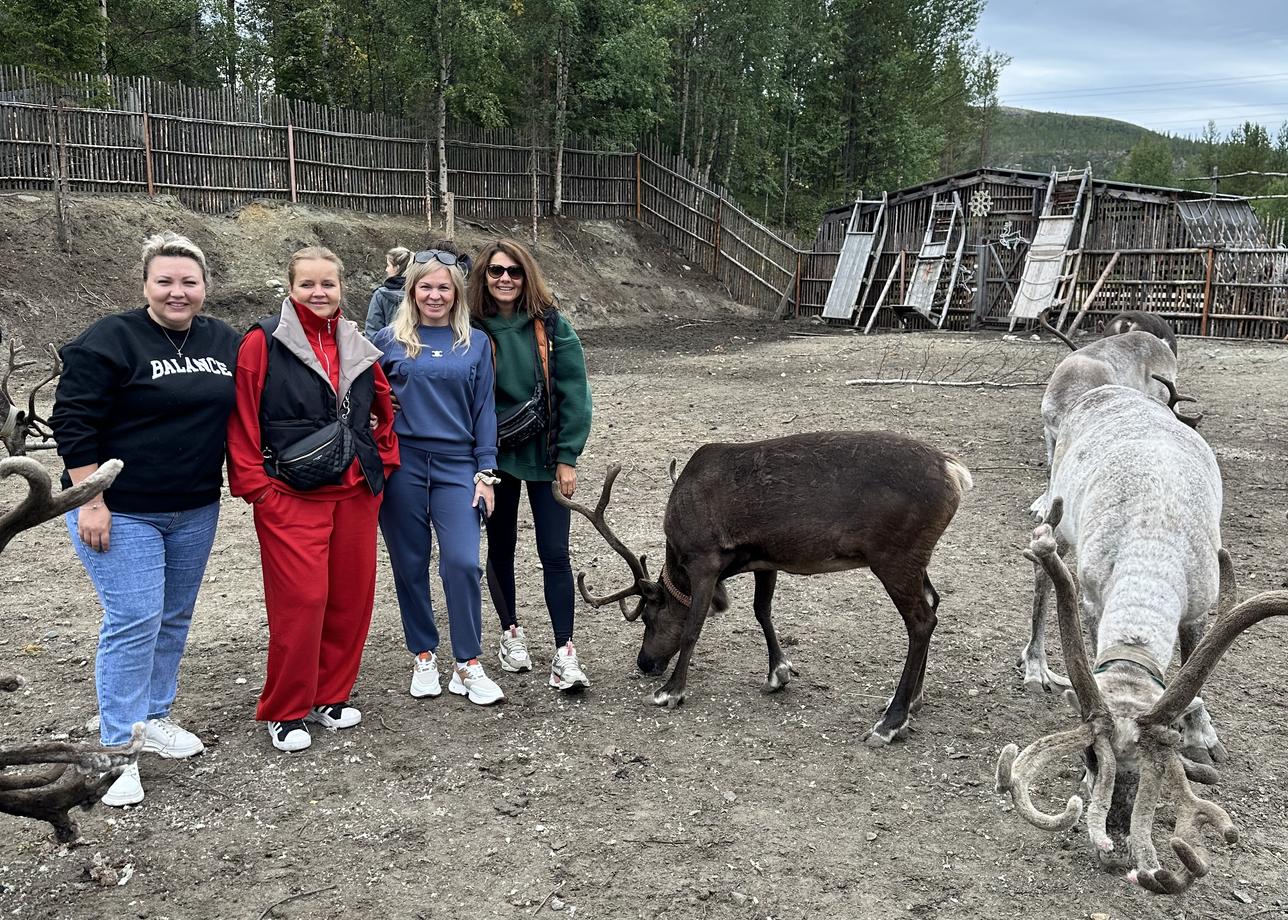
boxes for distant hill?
[986,107,1206,179]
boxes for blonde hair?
[386,246,412,275]
[391,257,472,357]
[142,232,208,283]
[287,246,345,287]
[468,238,556,320]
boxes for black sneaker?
[268,719,311,752]
[305,702,362,730]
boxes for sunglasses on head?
[414,249,460,268]
[486,263,525,280]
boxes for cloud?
[975,0,1288,134]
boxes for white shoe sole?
[268,726,312,752]
[142,737,205,759]
[498,649,533,673]
[410,679,442,698]
[549,674,590,692]
[448,676,505,705]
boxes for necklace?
[158,323,192,357]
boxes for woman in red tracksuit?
[227,246,399,753]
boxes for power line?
[1002,71,1288,101]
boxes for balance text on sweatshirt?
[50,308,241,513]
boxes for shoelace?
[459,664,486,681]
[414,657,436,671]
[151,717,181,736]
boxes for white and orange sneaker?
[410,652,442,698]
[448,659,505,705]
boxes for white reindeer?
[998,384,1286,893]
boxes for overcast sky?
[974,0,1288,138]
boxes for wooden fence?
[0,66,806,317]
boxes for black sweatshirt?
[51,308,241,513]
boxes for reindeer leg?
[653,569,720,709]
[907,574,940,711]
[865,567,937,746]
[753,571,795,693]
[1176,618,1228,766]
[1020,560,1072,693]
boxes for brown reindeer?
[554,431,972,745]
[0,456,141,841]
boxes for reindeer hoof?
[763,662,794,693]
[652,688,685,708]
[862,722,903,748]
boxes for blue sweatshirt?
[374,324,498,470]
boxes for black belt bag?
[264,395,357,490]
[496,320,551,451]
[496,375,548,450]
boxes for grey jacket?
[365,276,406,340]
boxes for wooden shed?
[801,167,1287,340]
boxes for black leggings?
[484,472,575,647]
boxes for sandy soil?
[1,198,1287,919]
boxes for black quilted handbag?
[267,396,357,490]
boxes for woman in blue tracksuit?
[374,249,504,706]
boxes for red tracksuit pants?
[252,487,382,722]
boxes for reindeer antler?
[0,457,123,553]
[0,723,144,843]
[1001,501,1120,849]
[1150,374,1202,429]
[552,465,654,621]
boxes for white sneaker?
[305,702,362,730]
[410,653,442,698]
[100,762,144,807]
[448,659,505,705]
[268,719,311,752]
[498,625,533,672]
[549,642,590,692]
[141,716,205,759]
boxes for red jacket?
[227,299,399,502]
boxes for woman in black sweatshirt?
[50,232,240,808]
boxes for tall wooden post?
[712,196,723,275]
[794,252,803,318]
[635,152,642,223]
[1200,247,1215,336]
[286,123,298,203]
[142,112,155,197]
[972,244,987,327]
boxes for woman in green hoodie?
[468,239,593,692]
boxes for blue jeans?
[66,502,220,746]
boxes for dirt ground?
[2,199,1288,919]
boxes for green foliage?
[1,0,1010,232]
[0,0,104,78]
[1115,134,1174,187]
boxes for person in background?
[374,248,503,706]
[226,246,399,753]
[50,231,240,806]
[468,239,593,692]
[364,246,412,339]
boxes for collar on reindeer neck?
[1093,643,1167,689]
[660,566,692,608]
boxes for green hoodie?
[481,310,592,481]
